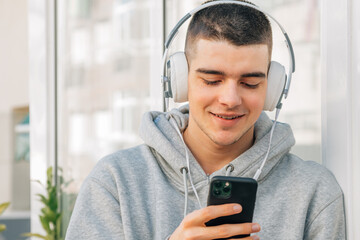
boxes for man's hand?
[169,203,260,240]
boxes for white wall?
[321,0,360,238]
[0,0,29,206]
[0,0,29,112]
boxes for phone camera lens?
[223,181,231,195]
[213,189,221,196]
[214,181,222,188]
[223,186,230,193]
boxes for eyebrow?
[196,68,266,78]
[196,68,226,75]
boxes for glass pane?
[164,0,203,111]
[57,0,162,234]
[251,0,321,162]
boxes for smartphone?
[206,176,258,239]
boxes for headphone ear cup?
[264,61,286,111]
[168,52,189,103]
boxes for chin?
[210,135,241,146]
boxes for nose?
[217,81,242,108]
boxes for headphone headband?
[162,0,296,111]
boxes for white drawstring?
[169,114,203,209]
[181,167,189,217]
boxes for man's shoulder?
[280,153,343,196]
[285,154,336,179]
[88,144,156,181]
[101,144,152,164]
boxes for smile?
[211,113,244,120]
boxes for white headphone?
[162,0,295,112]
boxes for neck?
[183,122,254,175]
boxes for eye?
[241,82,260,89]
[203,79,221,85]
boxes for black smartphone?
[206,176,258,239]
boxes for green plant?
[23,167,62,240]
[0,202,10,233]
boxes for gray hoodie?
[66,105,346,239]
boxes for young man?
[66,1,346,239]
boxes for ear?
[263,61,286,111]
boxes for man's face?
[186,39,269,147]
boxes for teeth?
[214,114,240,120]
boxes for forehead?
[187,34,271,57]
[190,39,269,72]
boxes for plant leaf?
[56,214,62,239]
[22,233,48,239]
[47,167,53,180]
[31,167,64,239]
[32,179,45,188]
[48,196,58,211]
[0,202,10,215]
[42,206,58,222]
[62,179,74,189]
[37,194,48,205]
[47,167,53,188]
[39,215,51,234]
[0,224,6,232]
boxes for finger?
[229,235,260,240]
[186,204,242,226]
[203,222,260,239]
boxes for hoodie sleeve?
[65,176,124,239]
[303,194,346,240]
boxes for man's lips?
[210,112,245,120]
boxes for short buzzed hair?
[185,0,272,63]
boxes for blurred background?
[0,0,359,239]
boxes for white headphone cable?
[253,107,281,181]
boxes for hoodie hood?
[139,104,295,192]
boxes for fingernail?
[252,223,260,232]
[233,204,241,212]
[252,235,260,240]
